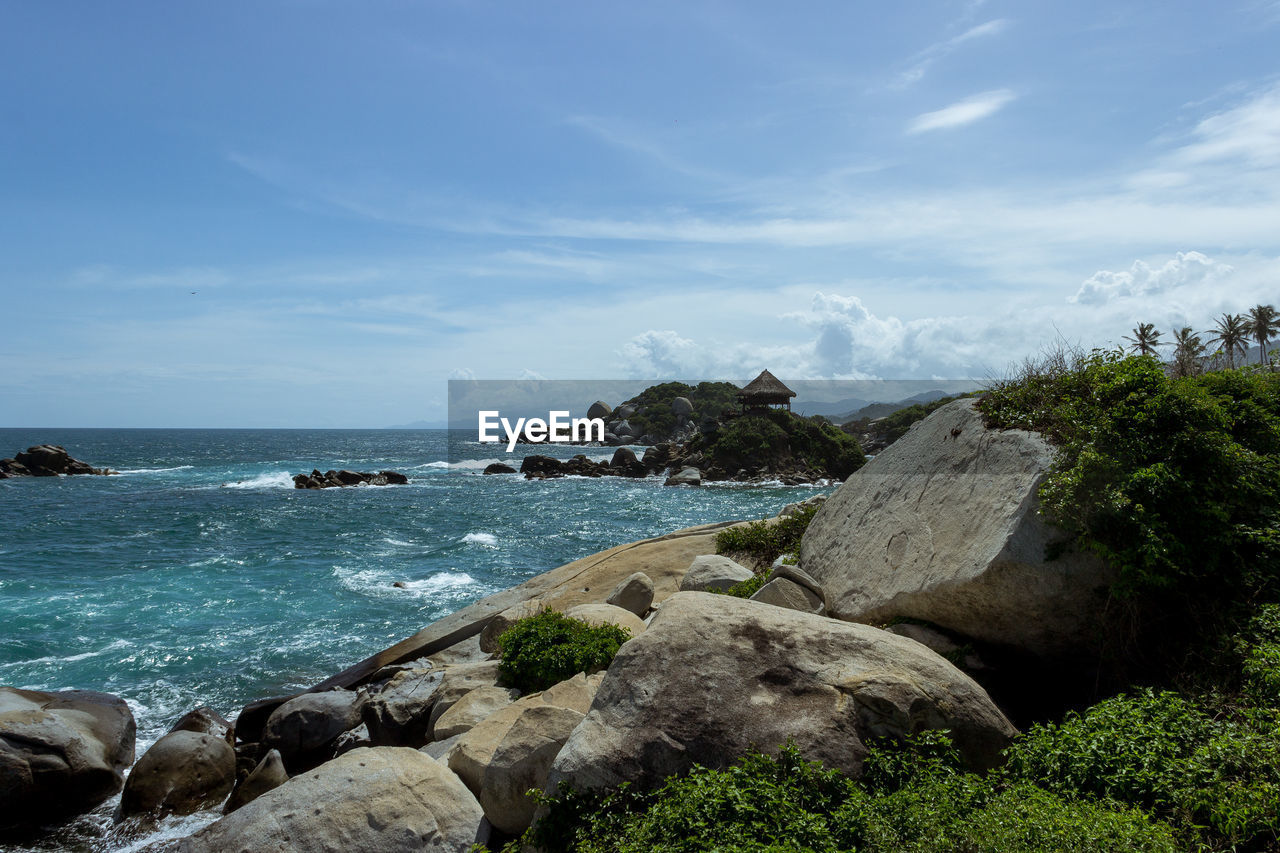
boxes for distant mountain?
[791,397,871,419]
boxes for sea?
[0,428,830,851]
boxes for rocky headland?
[2,397,1108,849]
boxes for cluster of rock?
[292,469,409,489]
[586,396,701,447]
[3,398,1123,849]
[486,447,648,480]
[0,445,116,478]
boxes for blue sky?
[2,1,1279,427]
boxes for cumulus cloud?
[1071,251,1232,305]
[907,89,1016,133]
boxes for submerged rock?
[292,469,409,489]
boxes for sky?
[2,1,1279,427]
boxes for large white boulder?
[547,592,1016,794]
[180,747,487,852]
[800,399,1115,657]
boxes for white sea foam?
[398,571,477,595]
[0,639,133,669]
[461,531,498,547]
[221,471,295,489]
[116,465,195,475]
[382,537,416,547]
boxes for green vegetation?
[690,409,865,479]
[978,351,1280,615]
[496,609,631,694]
[714,503,820,567]
[841,395,964,451]
[615,381,741,440]
[520,738,1179,853]
[711,573,768,599]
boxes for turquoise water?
[0,428,826,849]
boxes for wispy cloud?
[896,19,1010,88]
[906,89,1016,133]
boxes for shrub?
[496,609,630,694]
[710,573,768,599]
[524,741,1179,853]
[714,504,819,566]
[692,409,866,480]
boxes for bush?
[715,504,819,566]
[711,573,768,599]
[524,741,1179,853]
[496,609,630,694]
[692,409,866,480]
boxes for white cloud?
[907,89,1016,133]
[896,19,1010,88]
[1071,251,1232,305]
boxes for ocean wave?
[396,571,478,595]
[116,465,195,475]
[220,471,295,490]
[0,639,133,669]
[382,537,417,547]
[461,531,498,547]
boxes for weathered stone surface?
[605,571,654,616]
[749,577,824,614]
[671,396,694,416]
[548,592,1017,794]
[664,466,702,487]
[587,401,613,421]
[800,399,1116,657]
[0,687,136,831]
[563,602,647,638]
[262,689,363,771]
[766,563,827,608]
[119,730,236,818]
[168,706,233,744]
[479,600,545,654]
[432,687,521,741]
[426,661,503,735]
[478,704,585,834]
[362,669,443,747]
[482,462,516,475]
[223,748,288,814]
[886,623,986,671]
[181,747,488,852]
[679,554,754,592]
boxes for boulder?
[478,704,585,835]
[547,592,1017,794]
[664,466,702,487]
[0,687,136,832]
[749,577,824,614]
[432,687,521,740]
[609,446,638,468]
[1,445,113,477]
[767,563,827,607]
[886,623,986,671]
[799,398,1116,657]
[616,403,638,420]
[291,469,409,489]
[671,396,694,416]
[223,748,288,814]
[482,462,516,475]
[332,722,373,756]
[563,603,646,638]
[426,661,503,734]
[479,599,546,654]
[605,571,654,616]
[362,668,444,747]
[613,419,637,438]
[587,401,613,421]
[679,554,754,592]
[168,706,234,744]
[119,729,236,818]
[448,675,602,835]
[180,747,488,852]
[262,689,364,772]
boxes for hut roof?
[737,369,796,399]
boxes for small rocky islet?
[2,397,1114,849]
[0,444,116,478]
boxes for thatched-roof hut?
[737,369,796,412]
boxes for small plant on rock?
[496,609,631,694]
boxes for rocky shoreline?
[0,445,116,478]
[1,400,1113,849]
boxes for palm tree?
[1247,304,1279,367]
[1206,312,1250,370]
[1123,323,1163,356]
[1172,326,1207,378]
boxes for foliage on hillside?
[714,504,820,567]
[615,381,741,439]
[978,352,1280,616]
[687,409,866,480]
[497,609,631,693]
[841,394,965,451]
